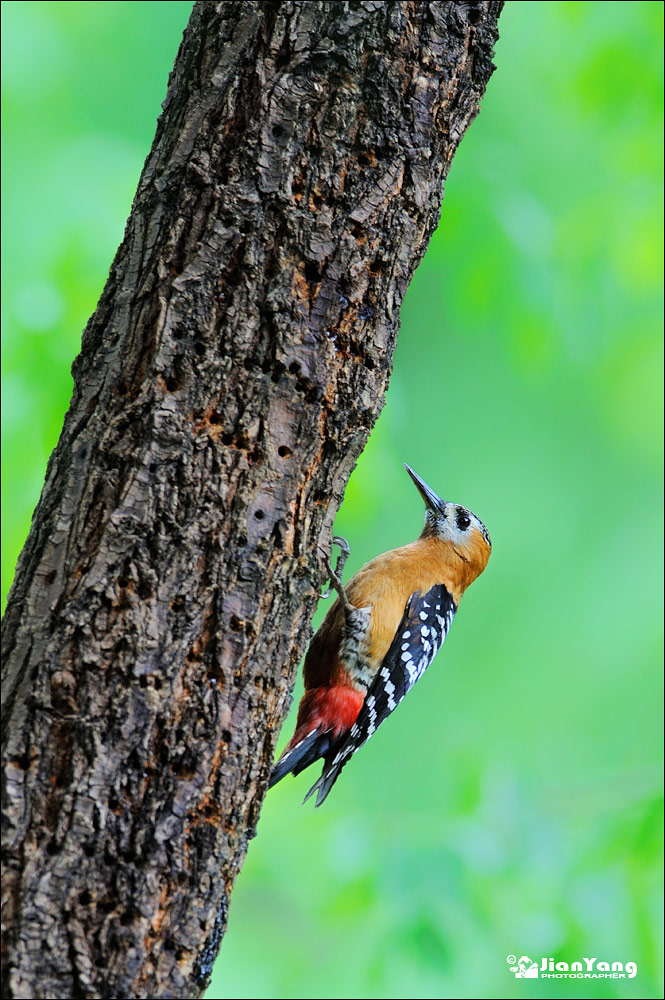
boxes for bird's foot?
[320,535,351,606]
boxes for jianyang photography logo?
[506,954,638,980]
[507,956,538,978]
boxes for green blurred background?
[2,2,662,998]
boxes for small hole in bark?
[364,356,376,370]
[187,648,198,662]
[99,898,114,914]
[194,342,205,356]
[46,840,60,856]
[312,192,324,208]
[45,570,57,586]
[275,49,290,69]
[120,910,133,926]
[358,152,371,167]
[222,433,234,446]
[369,258,384,274]
[277,445,292,458]
[79,890,92,906]
[467,4,482,23]
[103,847,116,866]
[118,575,129,588]
[138,582,153,600]
[139,675,148,688]
[222,730,232,743]
[16,751,32,770]
[165,377,179,392]
[154,677,163,691]
[229,615,244,631]
[304,261,321,283]
[254,510,265,520]
[209,412,223,425]
[288,361,301,376]
[83,841,95,858]
[271,124,284,138]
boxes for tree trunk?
[1,2,503,997]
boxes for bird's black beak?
[404,464,447,515]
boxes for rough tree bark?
[1,2,503,997]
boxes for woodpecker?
[270,464,491,806]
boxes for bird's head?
[405,464,491,578]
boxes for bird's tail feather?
[301,760,344,808]
[269,727,332,788]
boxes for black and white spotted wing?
[303,583,457,806]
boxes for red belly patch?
[289,685,364,749]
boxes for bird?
[270,464,491,806]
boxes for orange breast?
[304,535,481,691]
[344,538,459,667]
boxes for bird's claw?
[320,535,351,604]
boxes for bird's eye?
[457,513,471,530]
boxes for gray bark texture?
[1,2,503,997]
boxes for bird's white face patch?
[406,465,490,549]
[425,503,491,549]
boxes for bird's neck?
[411,535,485,603]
